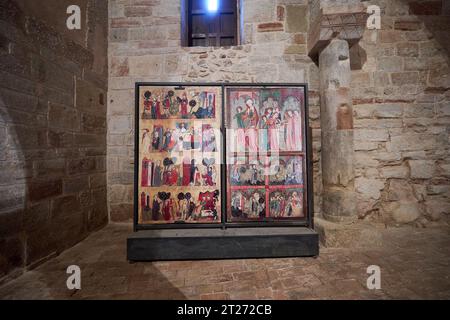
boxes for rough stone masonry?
[107,0,449,229]
[0,0,108,282]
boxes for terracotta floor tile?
[0,223,449,300]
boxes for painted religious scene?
[225,87,304,154]
[138,85,222,225]
[225,86,308,223]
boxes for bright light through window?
[207,0,218,12]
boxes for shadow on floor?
[0,224,186,300]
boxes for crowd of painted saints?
[141,190,220,222]
[269,157,303,185]
[142,157,218,187]
[269,190,303,218]
[230,157,303,186]
[142,90,216,120]
[230,189,303,220]
[230,94,303,152]
[230,190,266,219]
[142,123,217,153]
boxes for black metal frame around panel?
[134,82,224,231]
[222,83,312,229]
[134,82,313,231]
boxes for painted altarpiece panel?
[137,85,222,225]
[225,86,308,223]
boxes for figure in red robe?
[167,198,176,220]
[163,199,171,221]
[199,192,215,211]
[202,166,214,186]
[182,158,191,186]
[141,158,150,187]
[180,93,188,119]
[165,166,179,186]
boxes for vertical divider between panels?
[221,84,227,229]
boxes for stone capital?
[308,3,368,64]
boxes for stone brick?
[388,201,421,223]
[34,159,66,177]
[0,210,23,237]
[124,6,152,17]
[8,125,48,150]
[409,1,442,15]
[373,104,403,118]
[387,134,436,152]
[110,29,128,43]
[380,166,409,179]
[293,33,306,44]
[0,0,107,282]
[23,201,50,232]
[397,42,419,57]
[355,177,385,200]
[0,162,32,184]
[425,198,449,221]
[28,179,63,202]
[284,44,306,54]
[403,57,432,71]
[286,5,307,33]
[51,195,82,216]
[110,203,133,222]
[436,101,450,116]
[25,223,56,265]
[380,30,403,43]
[76,79,106,114]
[89,173,107,189]
[63,175,89,194]
[128,55,163,76]
[81,113,106,134]
[109,115,132,134]
[257,22,284,32]
[378,56,403,72]
[394,19,422,31]
[67,158,97,175]
[391,72,419,85]
[0,236,24,277]
[354,129,389,142]
[110,57,129,77]
[354,141,378,151]
[111,17,142,28]
[351,72,370,86]
[409,160,435,179]
[48,130,74,148]
[244,0,275,23]
[74,134,105,147]
[109,185,133,203]
[404,104,435,118]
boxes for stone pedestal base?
[127,227,319,261]
[315,218,383,248]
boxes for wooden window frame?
[181,0,241,47]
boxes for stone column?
[319,39,355,222]
[307,2,367,222]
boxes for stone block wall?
[108,0,449,227]
[108,0,321,221]
[0,0,108,282]
[351,0,450,226]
